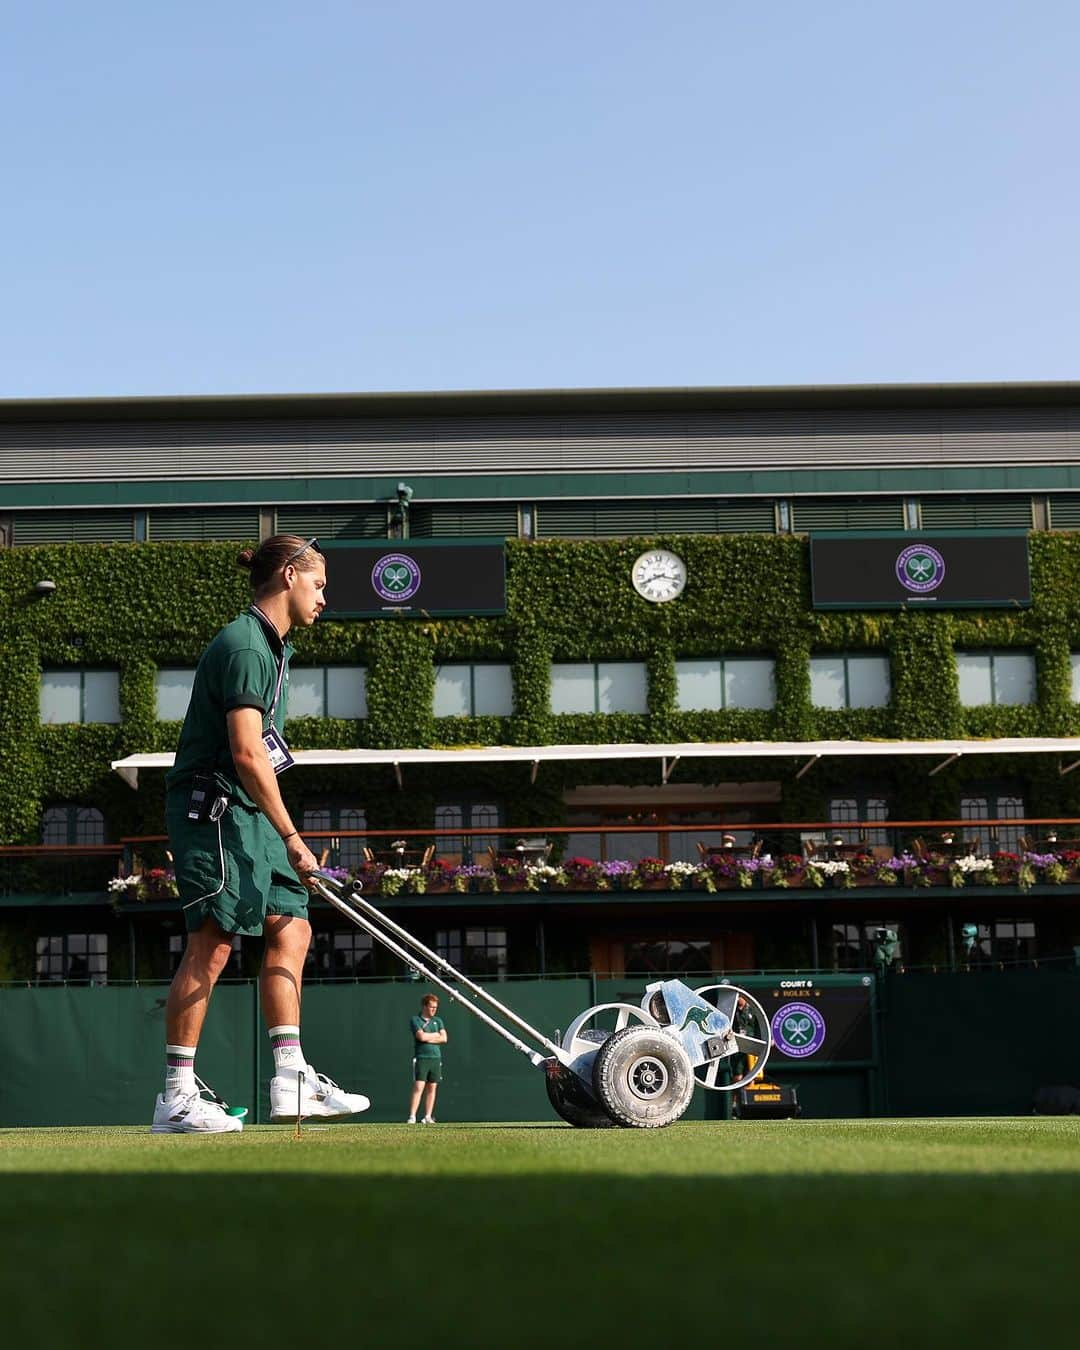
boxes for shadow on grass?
[3,1171,1079,1348]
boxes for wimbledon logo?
[372,553,421,603]
[895,543,946,594]
[771,1001,826,1058]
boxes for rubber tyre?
[544,1063,618,1128]
[591,1026,695,1129]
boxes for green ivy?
[4,533,1080,842]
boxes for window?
[288,667,367,718]
[960,793,1025,854]
[169,934,241,975]
[36,933,107,984]
[828,796,890,847]
[39,670,120,724]
[674,657,775,711]
[955,651,1035,706]
[624,938,712,975]
[435,803,500,863]
[306,930,375,977]
[550,662,648,714]
[810,654,890,709]
[155,669,195,720]
[301,806,367,870]
[434,663,513,717]
[961,920,1037,966]
[1070,653,1080,702]
[436,928,507,978]
[41,806,105,845]
[830,922,904,971]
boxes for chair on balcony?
[489,838,552,866]
[364,845,434,867]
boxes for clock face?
[632,549,687,603]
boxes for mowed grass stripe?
[2,1120,1079,1348]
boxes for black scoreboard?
[320,540,506,618]
[810,531,1031,609]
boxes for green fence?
[1,969,1076,1126]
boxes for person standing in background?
[407,993,447,1124]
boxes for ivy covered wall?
[4,533,1080,844]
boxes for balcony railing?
[4,819,1080,902]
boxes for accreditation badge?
[261,727,295,775]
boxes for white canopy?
[111,737,1080,790]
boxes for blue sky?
[2,1,1078,397]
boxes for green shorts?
[413,1058,443,1084]
[166,791,308,937]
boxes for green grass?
[3,1119,1079,1348]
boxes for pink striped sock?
[269,1024,304,1071]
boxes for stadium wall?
[1,971,1073,1126]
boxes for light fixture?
[960,923,979,958]
[831,834,845,848]
[33,579,56,595]
[1047,828,1059,844]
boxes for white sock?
[164,1044,197,1098]
[269,1024,305,1072]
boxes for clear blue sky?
[3,1,1078,398]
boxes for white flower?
[108,875,140,893]
[808,859,849,876]
[664,861,697,876]
[953,855,993,873]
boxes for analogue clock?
[632,549,687,603]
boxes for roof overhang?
[5,378,1080,426]
[110,737,1080,791]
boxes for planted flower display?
[106,846,1080,902]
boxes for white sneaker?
[421,1116,436,1125]
[406,1115,417,1124]
[151,1089,243,1134]
[269,1066,371,1122]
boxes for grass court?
[3,1118,1078,1348]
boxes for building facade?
[3,380,1080,988]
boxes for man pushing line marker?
[152,535,370,1133]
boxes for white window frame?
[434,663,514,717]
[674,657,776,711]
[955,651,1036,707]
[288,666,368,719]
[39,669,121,725]
[550,661,649,714]
[810,653,891,710]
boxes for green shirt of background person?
[407,994,447,1125]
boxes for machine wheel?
[544,1061,617,1128]
[591,1026,695,1129]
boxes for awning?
[110,737,1080,791]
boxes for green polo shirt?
[165,608,293,808]
[411,1014,445,1061]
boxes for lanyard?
[248,605,288,723]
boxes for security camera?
[396,482,414,504]
[33,579,57,596]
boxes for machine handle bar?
[311,875,559,1066]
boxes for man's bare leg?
[408,1080,425,1120]
[422,1080,438,1121]
[260,913,311,1026]
[166,918,237,1045]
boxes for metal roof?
[111,737,1080,791]
[5,378,1080,424]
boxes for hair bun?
[236,548,256,569]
